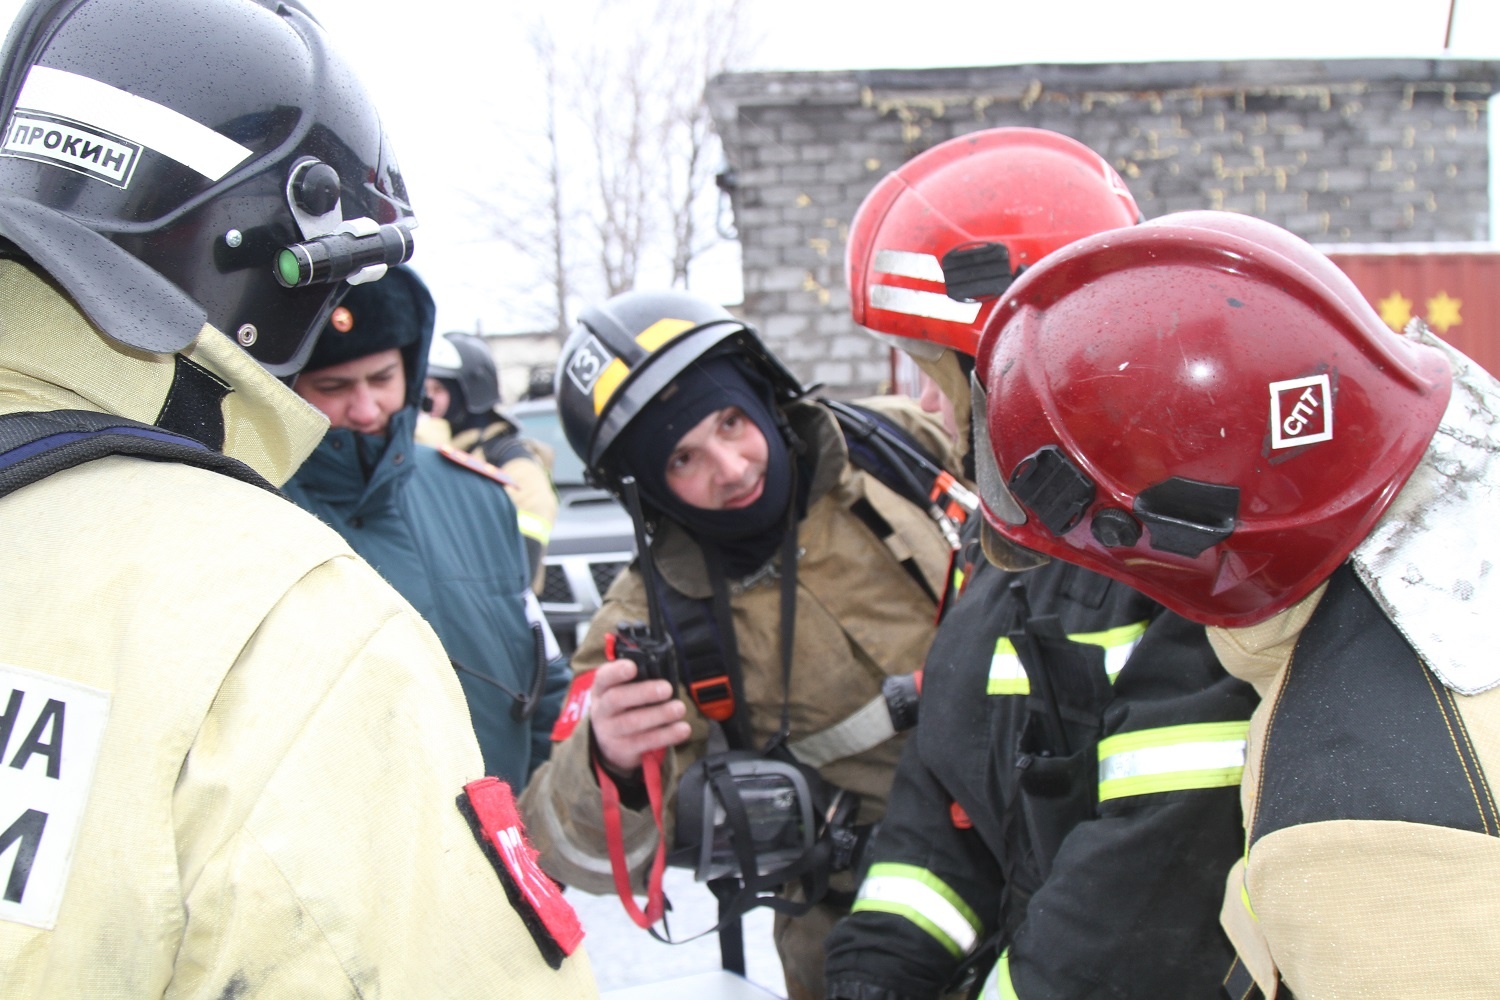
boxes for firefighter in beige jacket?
[0,1,593,995]
[521,290,961,1000]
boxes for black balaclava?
[613,354,800,576]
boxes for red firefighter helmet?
[847,127,1140,357]
[973,211,1453,627]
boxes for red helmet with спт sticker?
[847,127,1140,358]
[972,211,1453,628]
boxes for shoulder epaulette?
[438,444,515,488]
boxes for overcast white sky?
[3,0,1499,333]
[314,0,1500,333]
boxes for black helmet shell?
[428,332,500,414]
[556,288,804,476]
[0,0,415,375]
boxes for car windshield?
[511,403,588,487]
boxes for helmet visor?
[970,370,1027,526]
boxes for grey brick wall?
[707,59,1500,396]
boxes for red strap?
[594,747,670,929]
[551,671,597,743]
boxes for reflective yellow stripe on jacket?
[851,863,982,959]
[986,621,1147,695]
[1096,720,1249,802]
[981,948,1019,1000]
[516,508,552,545]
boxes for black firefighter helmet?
[556,288,804,485]
[0,0,416,376]
[427,331,501,416]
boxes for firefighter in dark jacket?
[823,129,1259,1000]
[971,209,1500,1000]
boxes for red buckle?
[689,677,735,722]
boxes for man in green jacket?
[284,265,571,788]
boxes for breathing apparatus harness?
[591,397,973,964]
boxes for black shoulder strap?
[824,399,945,510]
[823,399,974,552]
[658,575,753,750]
[0,409,277,501]
[479,429,534,469]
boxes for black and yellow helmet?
[556,289,804,478]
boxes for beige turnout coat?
[520,396,957,894]
[0,261,595,998]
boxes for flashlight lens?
[276,249,305,287]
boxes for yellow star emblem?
[1376,291,1413,332]
[1424,291,1462,334]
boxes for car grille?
[541,564,573,604]
[591,560,628,597]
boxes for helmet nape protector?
[0,0,416,376]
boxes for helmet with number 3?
[973,211,1453,627]
[555,289,803,482]
[847,127,1140,358]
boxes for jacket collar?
[0,259,327,487]
[290,405,419,512]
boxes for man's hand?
[589,658,691,775]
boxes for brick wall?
[706,59,1500,396]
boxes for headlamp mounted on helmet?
[0,0,417,376]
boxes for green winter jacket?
[282,328,569,788]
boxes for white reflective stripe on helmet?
[852,863,982,958]
[1097,720,1249,802]
[986,621,1148,695]
[980,948,1020,1000]
[18,66,252,181]
[871,284,982,324]
[874,249,946,282]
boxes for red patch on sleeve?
[950,800,973,830]
[550,670,596,742]
[463,777,584,959]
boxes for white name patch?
[0,663,110,930]
[3,112,140,187]
[1269,374,1334,450]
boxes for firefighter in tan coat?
[0,1,593,995]
[421,330,560,590]
[520,290,965,1000]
